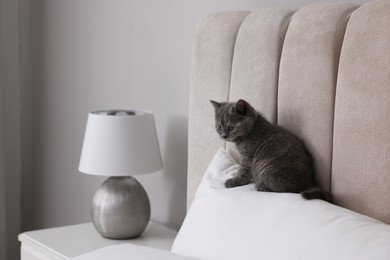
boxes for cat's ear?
[210,100,222,111]
[235,99,248,116]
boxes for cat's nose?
[222,133,228,139]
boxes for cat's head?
[210,99,256,142]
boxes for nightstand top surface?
[19,221,178,259]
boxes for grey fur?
[211,99,328,201]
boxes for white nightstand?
[18,221,178,260]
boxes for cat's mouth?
[221,136,234,142]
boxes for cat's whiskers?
[210,135,224,148]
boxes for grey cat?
[211,99,329,201]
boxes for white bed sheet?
[70,243,200,260]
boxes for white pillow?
[171,148,390,260]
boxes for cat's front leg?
[225,166,252,188]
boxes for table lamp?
[78,110,163,239]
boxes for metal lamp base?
[91,176,151,239]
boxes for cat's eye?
[218,126,223,131]
[229,126,235,131]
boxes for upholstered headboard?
[187,0,390,224]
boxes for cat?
[210,99,329,201]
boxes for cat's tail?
[301,187,331,202]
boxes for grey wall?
[25,0,370,231]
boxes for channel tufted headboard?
[187,0,390,224]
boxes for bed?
[73,0,390,259]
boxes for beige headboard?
[187,0,390,224]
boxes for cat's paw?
[256,183,272,192]
[225,178,237,188]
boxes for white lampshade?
[79,110,163,176]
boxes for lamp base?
[91,176,151,239]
